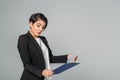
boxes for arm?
[50,54,68,63]
[17,35,43,78]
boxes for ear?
[29,22,33,28]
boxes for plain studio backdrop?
[0,0,120,80]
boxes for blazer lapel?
[27,31,44,56]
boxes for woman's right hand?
[42,69,53,78]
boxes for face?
[29,19,46,38]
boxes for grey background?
[0,0,120,80]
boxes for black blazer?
[17,31,67,80]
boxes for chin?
[37,34,40,37]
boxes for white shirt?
[35,37,50,69]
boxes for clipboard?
[53,63,80,74]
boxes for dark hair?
[29,13,48,28]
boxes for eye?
[42,27,45,30]
[37,25,40,27]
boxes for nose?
[39,27,44,31]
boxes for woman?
[17,13,77,80]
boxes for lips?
[38,32,41,35]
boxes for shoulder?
[40,36,46,40]
[18,33,29,42]
[40,36,48,43]
[19,33,28,39]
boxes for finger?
[74,56,78,61]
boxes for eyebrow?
[37,23,45,28]
[37,23,41,25]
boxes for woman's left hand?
[67,54,78,62]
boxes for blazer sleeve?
[17,35,43,78]
[41,36,68,63]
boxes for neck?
[29,30,38,38]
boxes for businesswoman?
[17,13,77,80]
